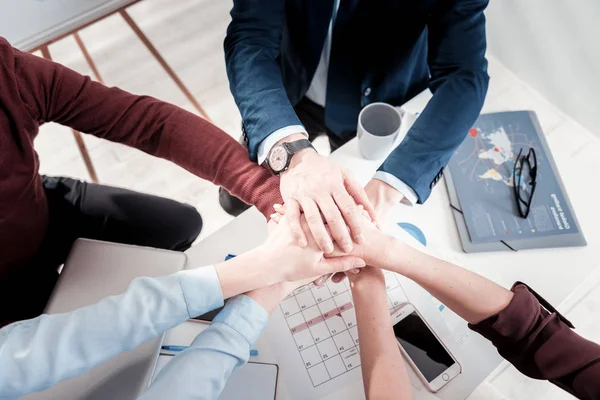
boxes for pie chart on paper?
[397,222,427,247]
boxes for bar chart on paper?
[277,271,409,388]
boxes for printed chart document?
[445,111,585,252]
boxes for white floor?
[32,1,598,398]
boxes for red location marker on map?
[469,128,477,137]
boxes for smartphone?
[392,303,461,392]
[191,305,225,323]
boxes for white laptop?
[22,239,186,400]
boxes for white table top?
[169,62,600,399]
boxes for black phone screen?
[192,305,225,322]
[393,311,454,382]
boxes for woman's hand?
[270,204,393,272]
[347,265,386,288]
[256,213,366,286]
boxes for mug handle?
[398,107,417,132]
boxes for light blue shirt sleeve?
[0,266,223,399]
[140,295,269,400]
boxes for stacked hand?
[276,136,403,255]
[243,138,404,307]
[278,143,378,253]
[257,213,367,286]
[216,211,370,311]
[268,202,393,284]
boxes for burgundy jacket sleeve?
[469,283,600,400]
[9,41,281,218]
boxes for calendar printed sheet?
[278,270,409,387]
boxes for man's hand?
[363,178,404,223]
[277,135,377,254]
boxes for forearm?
[380,240,513,324]
[470,283,600,399]
[142,295,271,399]
[11,45,281,217]
[80,91,282,218]
[245,282,295,314]
[0,267,222,397]
[213,248,274,299]
[213,247,297,300]
[225,0,306,160]
[351,270,412,400]
[148,110,283,218]
[378,75,487,204]
[382,0,488,204]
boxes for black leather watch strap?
[283,139,314,155]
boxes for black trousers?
[219,97,355,216]
[0,176,202,324]
[293,97,355,150]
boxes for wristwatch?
[267,139,314,174]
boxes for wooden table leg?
[39,45,100,183]
[119,9,212,122]
[73,32,104,83]
[71,129,100,183]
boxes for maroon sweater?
[0,37,281,278]
[470,283,600,399]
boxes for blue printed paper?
[446,111,578,244]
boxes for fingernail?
[270,213,278,219]
[323,242,334,253]
[273,204,282,210]
[353,259,366,268]
[299,238,308,247]
[351,268,360,274]
[332,275,341,283]
[354,233,365,244]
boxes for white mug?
[357,102,405,160]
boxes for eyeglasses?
[513,147,538,218]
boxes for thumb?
[319,256,366,274]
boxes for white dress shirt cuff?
[257,125,308,164]
[373,171,418,206]
[179,266,225,319]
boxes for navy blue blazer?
[225,0,489,203]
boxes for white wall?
[485,0,600,137]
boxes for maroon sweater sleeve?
[469,283,600,400]
[9,41,281,218]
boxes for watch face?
[269,145,288,172]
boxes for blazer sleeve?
[224,0,304,161]
[8,39,282,218]
[469,283,600,400]
[378,0,489,203]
